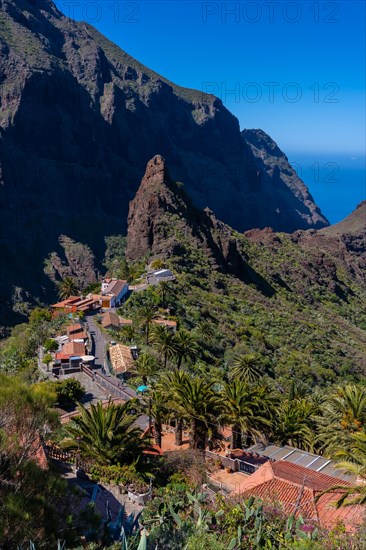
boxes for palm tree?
[317,384,366,455]
[174,328,198,369]
[150,325,179,369]
[272,398,318,451]
[229,353,264,385]
[160,371,224,450]
[140,389,168,448]
[316,431,366,507]
[194,321,216,346]
[62,399,148,466]
[132,352,160,386]
[156,280,174,308]
[120,324,135,343]
[222,381,274,449]
[58,276,78,300]
[136,302,158,345]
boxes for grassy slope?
[319,201,365,237]
[122,220,366,387]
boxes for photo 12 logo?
[60,1,140,23]
[290,161,339,183]
[201,2,340,24]
[197,160,339,185]
[202,81,340,104]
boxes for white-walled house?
[101,279,129,308]
[146,269,175,285]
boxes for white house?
[101,279,129,308]
[146,269,175,285]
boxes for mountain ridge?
[0,0,330,325]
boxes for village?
[36,266,365,537]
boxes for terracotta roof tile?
[66,324,83,334]
[120,318,133,325]
[101,311,120,328]
[271,461,354,491]
[69,331,87,340]
[62,342,85,356]
[316,492,365,531]
[238,461,365,531]
[109,344,134,373]
[153,319,177,327]
[51,296,80,308]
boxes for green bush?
[44,338,59,352]
[55,378,85,406]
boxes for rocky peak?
[126,157,275,295]
[126,156,191,262]
[142,155,169,185]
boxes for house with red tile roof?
[67,323,83,335]
[246,443,355,482]
[54,341,86,374]
[51,294,101,313]
[51,296,80,312]
[101,311,134,329]
[236,460,365,532]
[152,318,177,332]
[101,311,120,329]
[66,324,88,342]
[61,342,86,356]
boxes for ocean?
[288,153,365,225]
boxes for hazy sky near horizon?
[55,0,365,157]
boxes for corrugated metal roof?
[246,443,356,482]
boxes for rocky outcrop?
[44,235,99,289]
[316,201,366,275]
[126,155,275,294]
[244,201,366,302]
[319,201,365,257]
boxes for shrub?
[55,378,85,406]
[44,338,59,352]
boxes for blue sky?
[55,0,365,220]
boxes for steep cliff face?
[126,155,244,272]
[44,235,99,288]
[0,0,329,324]
[126,155,275,293]
[241,129,327,232]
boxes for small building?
[108,343,136,378]
[66,323,88,343]
[101,311,134,329]
[62,341,86,356]
[101,279,129,309]
[51,296,80,313]
[152,318,177,333]
[101,311,120,329]
[54,341,86,374]
[70,295,101,313]
[120,318,133,327]
[146,269,175,285]
[67,323,83,334]
[51,295,100,314]
[237,460,365,532]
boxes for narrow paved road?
[85,314,107,370]
[85,313,148,430]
